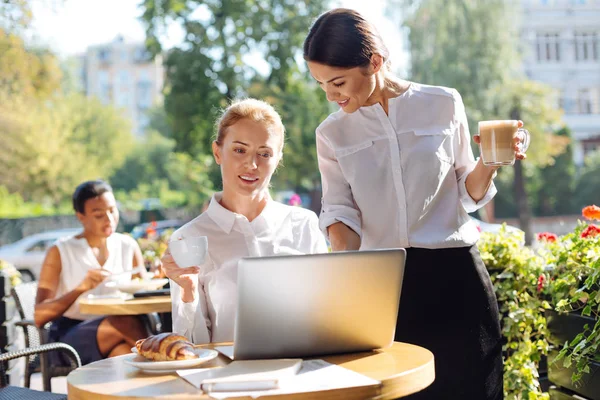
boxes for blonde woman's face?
[213,118,282,197]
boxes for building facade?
[521,0,600,165]
[83,36,164,136]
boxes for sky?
[29,0,408,74]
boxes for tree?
[0,28,62,102]
[0,94,134,206]
[110,131,215,209]
[573,150,600,211]
[110,131,177,193]
[535,127,576,216]
[392,0,520,130]
[390,0,565,244]
[139,0,329,157]
[0,0,33,31]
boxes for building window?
[134,47,152,63]
[98,48,111,63]
[119,70,130,88]
[138,113,150,134]
[583,139,600,156]
[136,80,153,109]
[536,33,561,62]
[578,89,593,114]
[574,32,598,61]
[116,92,129,108]
[97,71,111,104]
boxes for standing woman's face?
[308,59,380,114]
[212,118,282,198]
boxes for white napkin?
[177,359,302,392]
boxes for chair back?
[12,281,37,321]
[11,281,46,345]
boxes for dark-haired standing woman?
[304,9,529,400]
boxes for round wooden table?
[67,342,434,399]
[78,296,172,315]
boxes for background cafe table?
[67,342,435,400]
[78,296,172,315]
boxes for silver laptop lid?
[233,248,406,360]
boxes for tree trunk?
[511,108,534,244]
[514,159,533,244]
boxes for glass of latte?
[478,120,530,166]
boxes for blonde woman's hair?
[214,98,285,154]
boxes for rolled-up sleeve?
[307,212,330,253]
[316,128,362,238]
[170,270,212,344]
[452,90,497,213]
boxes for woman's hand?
[160,250,200,303]
[78,269,111,292]
[512,120,528,161]
[473,120,528,164]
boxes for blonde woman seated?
[161,99,328,344]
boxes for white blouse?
[170,193,328,344]
[55,233,138,320]
[316,83,496,250]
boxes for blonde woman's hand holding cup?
[161,236,208,303]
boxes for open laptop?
[231,248,406,360]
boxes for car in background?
[130,219,185,240]
[471,217,523,235]
[0,228,81,280]
[274,190,312,208]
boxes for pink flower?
[288,194,302,207]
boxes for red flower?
[537,275,545,292]
[537,232,558,242]
[582,205,600,221]
[581,224,600,239]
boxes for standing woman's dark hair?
[303,8,401,91]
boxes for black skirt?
[394,245,503,400]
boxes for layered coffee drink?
[478,120,528,166]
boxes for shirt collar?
[206,192,287,235]
[206,193,236,234]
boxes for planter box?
[546,309,598,347]
[548,350,600,400]
[549,386,592,399]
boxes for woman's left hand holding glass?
[513,120,529,161]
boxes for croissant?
[135,333,197,361]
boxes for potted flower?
[135,228,173,278]
[539,205,600,399]
[478,226,549,399]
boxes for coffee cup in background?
[169,236,208,268]
[478,120,530,166]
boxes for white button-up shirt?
[316,83,496,250]
[170,192,328,343]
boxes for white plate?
[105,279,169,294]
[124,347,219,373]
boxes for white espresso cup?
[169,236,208,268]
